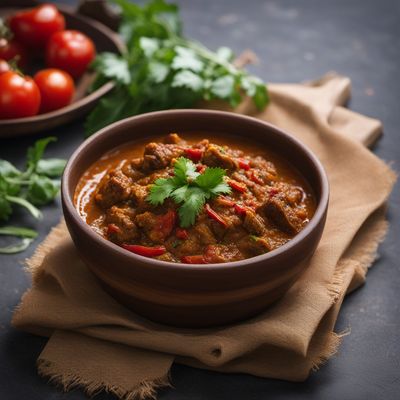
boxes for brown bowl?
[62,110,329,328]
[0,3,123,138]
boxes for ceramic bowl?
[62,110,329,328]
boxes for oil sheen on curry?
[75,133,316,264]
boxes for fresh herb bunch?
[85,0,269,136]
[148,157,231,227]
[0,137,66,254]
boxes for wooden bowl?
[0,4,123,138]
[62,110,329,328]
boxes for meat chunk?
[95,169,131,208]
[203,144,238,170]
[135,210,176,243]
[164,133,185,144]
[142,142,183,171]
[263,196,304,234]
[193,223,217,245]
[130,183,149,208]
[204,244,243,263]
[105,206,138,244]
[243,210,266,235]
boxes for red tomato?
[0,71,40,119]
[34,68,75,113]
[0,38,29,68]
[8,3,65,49]
[0,59,10,75]
[46,30,96,78]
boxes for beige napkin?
[12,74,396,399]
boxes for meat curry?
[75,133,316,263]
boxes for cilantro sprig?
[0,138,66,254]
[147,157,231,227]
[85,0,269,136]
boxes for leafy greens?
[85,0,269,136]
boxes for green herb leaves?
[147,157,231,227]
[85,0,269,136]
[0,137,66,254]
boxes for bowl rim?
[62,109,329,272]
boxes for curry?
[75,133,316,263]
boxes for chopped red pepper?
[234,204,248,216]
[122,244,166,257]
[238,158,250,170]
[217,196,235,207]
[107,223,121,235]
[176,228,189,240]
[184,148,203,163]
[205,204,227,227]
[228,179,247,193]
[268,188,279,197]
[246,170,263,185]
[181,255,208,264]
[159,209,177,238]
[196,163,206,173]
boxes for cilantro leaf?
[91,52,131,84]
[26,175,59,206]
[27,137,57,174]
[178,187,206,228]
[147,177,177,205]
[172,46,204,72]
[172,70,203,91]
[173,157,199,183]
[195,167,226,190]
[36,159,66,177]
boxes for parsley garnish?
[147,157,231,227]
[85,0,269,136]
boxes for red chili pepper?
[159,209,177,238]
[268,188,279,197]
[184,148,203,162]
[228,179,247,193]
[196,163,206,173]
[205,204,227,227]
[246,170,263,185]
[122,244,166,257]
[238,158,250,170]
[107,223,121,235]
[217,196,235,207]
[176,228,189,240]
[234,204,248,216]
[181,255,208,264]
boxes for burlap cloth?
[12,74,396,399]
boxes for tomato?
[0,71,40,119]
[0,59,10,75]
[0,38,29,68]
[34,68,75,113]
[8,3,65,49]
[46,30,96,78]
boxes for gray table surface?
[1,0,399,399]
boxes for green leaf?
[172,70,203,91]
[195,167,226,190]
[0,193,12,222]
[170,185,188,203]
[147,177,177,205]
[0,160,20,177]
[27,175,59,206]
[92,52,131,84]
[27,137,57,174]
[85,85,137,136]
[241,75,269,110]
[173,157,199,183]
[209,182,231,196]
[210,75,235,99]
[0,226,37,238]
[178,187,206,228]
[139,37,160,57]
[6,196,42,220]
[172,46,204,72]
[36,159,66,177]
[148,61,169,83]
[0,237,34,254]
[216,46,234,62]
